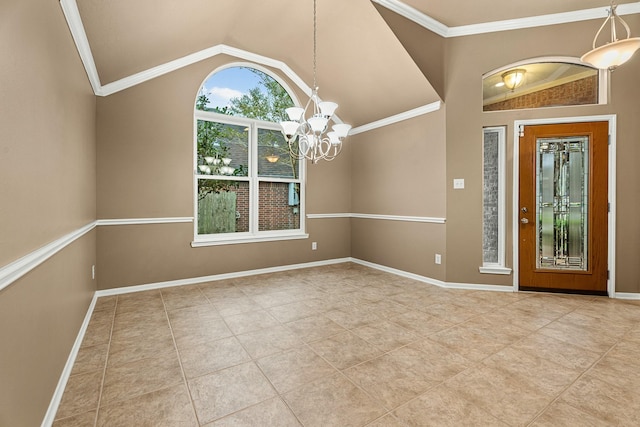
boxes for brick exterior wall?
[484,75,598,111]
[258,182,300,231]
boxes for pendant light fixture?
[279,0,351,164]
[581,2,640,69]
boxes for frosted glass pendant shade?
[332,123,351,138]
[285,107,304,121]
[319,101,338,117]
[280,121,300,138]
[308,116,328,132]
[581,37,640,69]
[327,131,340,145]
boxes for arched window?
[482,57,606,112]
[193,65,307,246]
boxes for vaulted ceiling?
[68,0,640,126]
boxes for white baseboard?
[612,292,640,301]
[95,258,352,297]
[41,294,98,427]
[350,258,515,292]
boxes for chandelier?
[581,2,640,69]
[279,0,351,163]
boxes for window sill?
[191,232,309,247]
[479,266,512,275]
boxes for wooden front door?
[518,122,608,294]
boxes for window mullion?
[250,123,259,234]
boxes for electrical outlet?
[92,265,96,280]
[435,254,442,264]
[453,179,465,189]
[312,242,317,250]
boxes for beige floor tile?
[257,345,337,394]
[55,264,640,426]
[236,324,303,359]
[55,370,103,420]
[364,413,407,427]
[212,296,261,317]
[93,296,117,313]
[310,330,382,370]
[108,333,175,367]
[509,331,602,370]
[530,401,611,427]
[52,410,96,427]
[445,364,556,425]
[389,310,453,337]
[285,314,346,342]
[324,305,383,329]
[421,302,483,323]
[178,336,250,379]
[80,313,113,348]
[170,316,233,349]
[268,300,319,322]
[188,362,276,424]
[559,374,640,424]
[101,352,183,405]
[352,320,418,352]
[393,383,508,427]
[344,347,440,410]
[71,343,108,375]
[482,346,582,395]
[161,285,210,311]
[207,397,301,427]
[428,324,507,362]
[539,317,619,354]
[97,384,197,427]
[405,339,471,381]
[283,373,385,427]
[223,309,279,335]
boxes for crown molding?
[350,101,441,135]
[372,0,640,38]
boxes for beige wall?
[96,55,352,289]
[350,109,447,280]
[0,0,97,425]
[444,17,640,292]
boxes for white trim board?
[372,0,640,38]
[0,222,97,292]
[95,258,352,297]
[307,213,446,224]
[512,115,616,298]
[350,101,441,135]
[96,217,193,226]
[40,293,98,427]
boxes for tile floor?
[53,263,640,426]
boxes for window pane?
[257,128,299,179]
[258,182,300,231]
[483,62,599,112]
[483,129,499,264]
[197,180,249,234]
[197,121,248,177]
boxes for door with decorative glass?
[518,122,608,294]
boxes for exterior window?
[193,66,305,246]
[480,126,510,274]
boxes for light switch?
[453,178,465,189]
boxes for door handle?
[520,218,529,224]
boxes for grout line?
[159,291,201,425]
[92,297,117,427]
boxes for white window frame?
[480,126,511,275]
[191,110,307,247]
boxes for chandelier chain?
[313,0,317,90]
